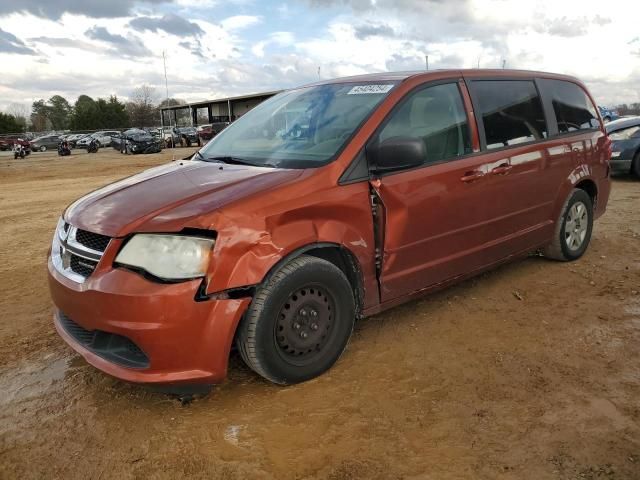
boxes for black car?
[175,127,198,146]
[112,128,162,154]
[606,117,640,178]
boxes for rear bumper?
[48,257,250,385]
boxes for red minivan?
[48,70,611,388]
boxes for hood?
[64,160,303,237]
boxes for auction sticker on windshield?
[347,84,394,95]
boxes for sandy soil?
[0,148,639,479]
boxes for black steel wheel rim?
[274,284,335,365]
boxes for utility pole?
[162,50,175,159]
[425,55,429,71]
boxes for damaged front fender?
[203,180,380,311]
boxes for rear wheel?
[39,145,46,152]
[544,189,593,261]
[236,255,355,385]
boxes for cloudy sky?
[0,0,638,112]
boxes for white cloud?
[252,31,294,58]
[220,15,261,31]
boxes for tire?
[236,255,356,385]
[632,151,640,179]
[39,145,46,152]
[544,188,593,261]
[603,116,611,123]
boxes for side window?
[541,79,599,133]
[378,83,471,164]
[469,80,548,149]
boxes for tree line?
[0,85,187,135]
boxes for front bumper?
[48,257,250,385]
[609,155,633,172]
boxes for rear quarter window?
[468,80,548,150]
[540,79,599,133]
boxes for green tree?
[0,112,25,134]
[47,95,72,130]
[99,96,129,128]
[31,99,50,132]
[70,95,129,130]
[70,95,99,130]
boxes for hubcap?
[564,201,588,251]
[275,286,333,360]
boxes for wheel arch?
[260,242,365,318]
[552,165,600,221]
[575,178,597,207]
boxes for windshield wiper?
[204,156,274,168]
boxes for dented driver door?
[370,154,497,303]
[367,81,499,304]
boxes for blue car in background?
[599,106,620,123]
[606,116,640,178]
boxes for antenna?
[163,50,175,160]
[425,55,429,71]
[317,66,321,80]
[502,59,506,69]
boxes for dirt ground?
[0,147,639,480]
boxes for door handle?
[461,170,484,183]
[491,164,512,175]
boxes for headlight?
[115,234,215,281]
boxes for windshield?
[609,125,640,141]
[197,82,398,168]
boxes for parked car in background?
[48,70,611,390]
[76,131,120,149]
[111,128,162,154]
[66,133,89,148]
[175,127,198,146]
[0,135,31,151]
[154,127,181,147]
[197,121,229,145]
[598,106,619,123]
[0,136,20,150]
[31,135,62,152]
[606,116,640,178]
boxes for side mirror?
[368,136,426,173]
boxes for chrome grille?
[75,229,110,252]
[51,218,110,283]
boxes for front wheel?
[39,145,46,152]
[544,189,593,261]
[236,255,355,385]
